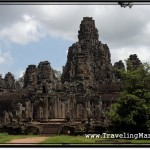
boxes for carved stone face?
[0,17,123,128]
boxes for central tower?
[78,17,99,44]
[62,17,114,87]
[61,17,116,120]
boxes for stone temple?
[0,17,142,134]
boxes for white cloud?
[0,41,14,77]
[38,5,99,41]
[0,51,13,75]
[22,14,33,22]
[66,49,68,55]
[0,47,14,78]
[0,50,13,65]
[0,14,45,45]
[0,5,150,74]
[1,5,150,47]
[111,46,150,65]
[18,70,25,78]
[0,52,5,64]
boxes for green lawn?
[40,135,150,145]
[0,133,39,143]
[40,135,97,144]
[0,133,150,145]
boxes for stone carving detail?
[37,61,55,83]
[2,111,10,124]
[4,72,16,90]
[127,54,142,70]
[114,60,125,81]
[114,60,125,70]
[0,72,20,92]
[24,65,37,88]
[0,17,143,128]
[62,17,114,87]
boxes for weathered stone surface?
[0,74,5,92]
[61,17,119,121]
[4,72,16,90]
[0,17,143,129]
[0,72,21,93]
[37,61,55,84]
[24,61,56,91]
[114,60,125,81]
[62,17,114,87]
[127,54,142,70]
[24,65,37,88]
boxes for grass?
[40,135,97,144]
[129,139,150,144]
[0,133,150,145]
[0,133,39,143]
[40,135,150,145]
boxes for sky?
[0,4,150,79]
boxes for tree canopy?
[108,58,150,133]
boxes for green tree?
[108,59,150,133]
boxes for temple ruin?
[0,17,142,135]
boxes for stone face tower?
[4,72,16,90]
[61,17,117,120]
[62,17,114,87]
[78,17,99,44]
[24,61,56,89]
[0,17,125,127]
[24,65,37,88]
[37,61,55,84]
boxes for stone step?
[41,123,62,135]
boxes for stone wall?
[0,17,143,125]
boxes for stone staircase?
[41,124,61,135]
[41,119,66,135]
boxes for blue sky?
[0,4,150,79]
[0,35,72,79]
[11,36,72,77]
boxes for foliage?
[108,59,150,133]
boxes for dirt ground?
[8,137,49,144]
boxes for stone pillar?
[54,96,58,118]
[85,102,88,119]
[77,104,80,118]
[62,102,65,118]
[57,97,61,118]
[43,97,48,121]
[56,97,58,118]
[68,97,70,115]
[39,107,43,119]
[2,111,9,124]
[76,103,85,119]
[58,99,62,118]
[37,105,43,120]
[31,101,34,122]
[65,102,68,118]
[57,98,59,118]
[25,101,32,120]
